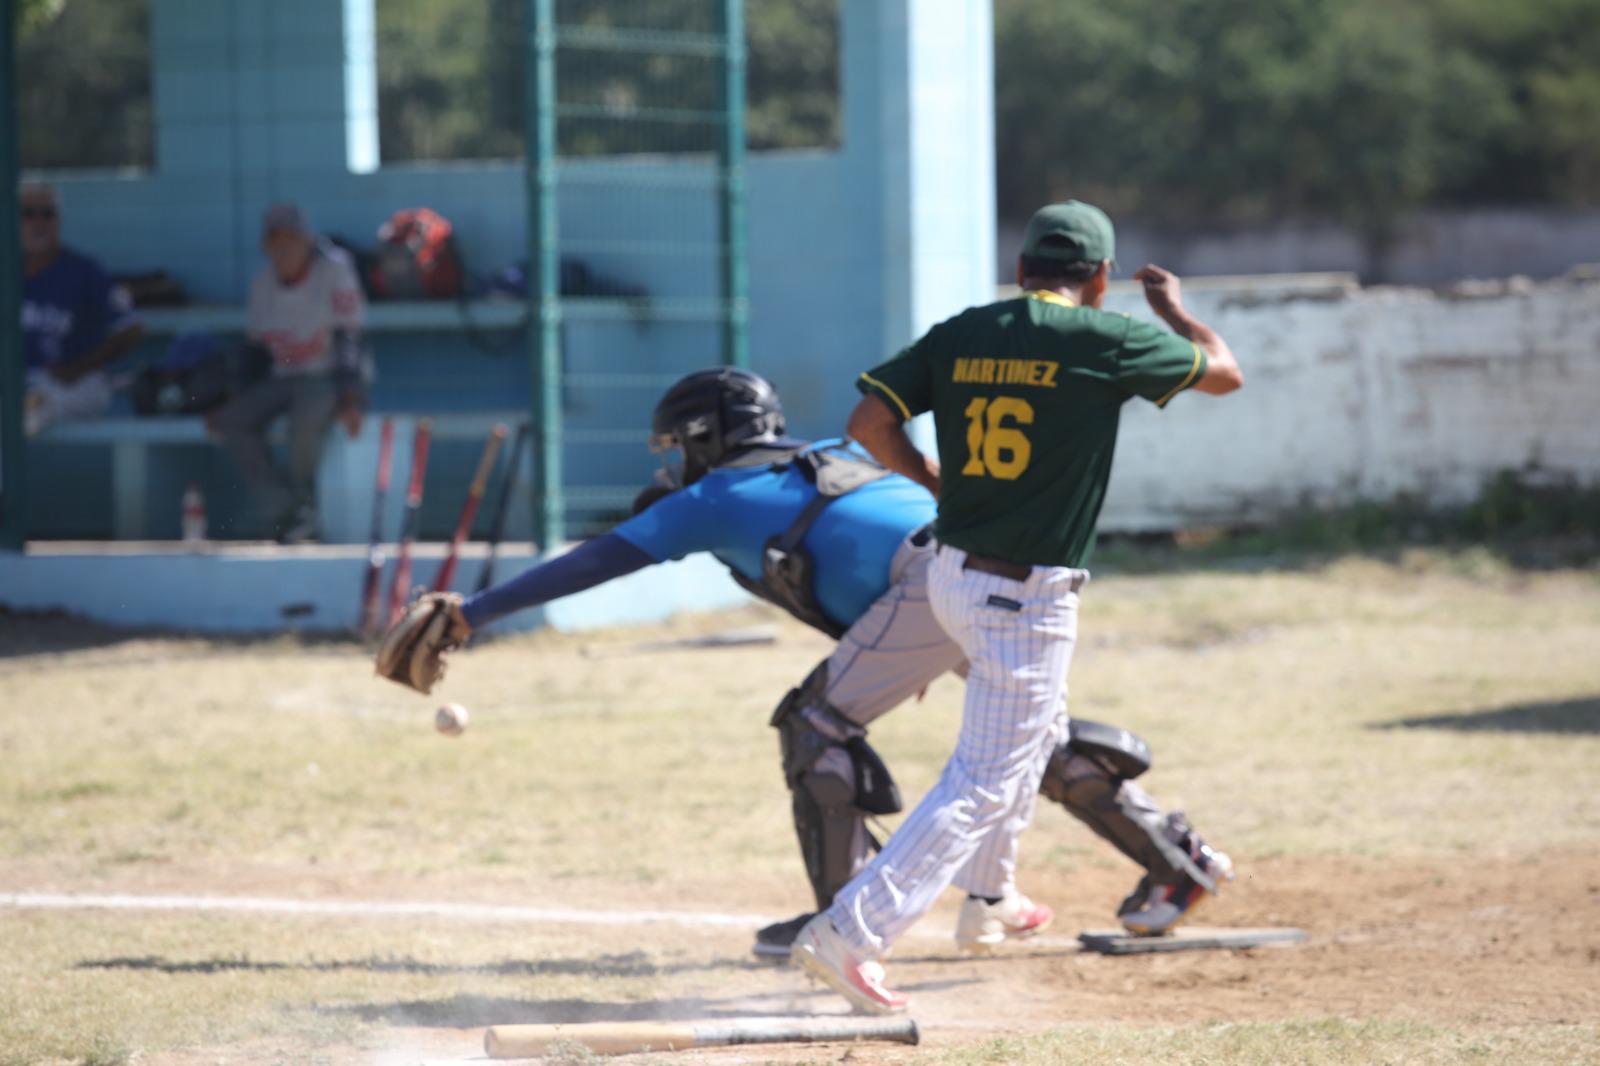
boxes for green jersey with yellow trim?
[857,290,1205,567]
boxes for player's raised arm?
[1133,264,1242,395]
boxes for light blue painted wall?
[0,544,748,634]
[38,0,994,433]
[22,0,995,553]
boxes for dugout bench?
[36,412,523,543]
[26,296,684,542]
[27,302,535,543]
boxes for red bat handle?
[359,419,398,636]
[431,494,480,593]
[387,421,433,627]
[433,425,507,592]
[375,418,394,492]
[404,427,432,505]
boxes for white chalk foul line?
[0,892,766,929]
[0,892,1084,949]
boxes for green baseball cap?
[1020,200,1115,264]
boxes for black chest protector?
[725,443,891,639]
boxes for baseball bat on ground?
[358,418,395,637]
[473,419,530,594]
[484,1017,919,1058]
[386,418,433,628]
[432,423,508,592]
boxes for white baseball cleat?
[954,888,1055,953]
[791,915,909,1015]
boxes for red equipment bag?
[369,207,464,299]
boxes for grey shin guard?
[1040,747,1216,892]
[789,764,876,908]
[773,665,899,909]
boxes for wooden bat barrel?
[485,1016,919,1058]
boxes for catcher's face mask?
[649,431,686,489]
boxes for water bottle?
[181,482,208,544]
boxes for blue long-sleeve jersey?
[462,439,936,630]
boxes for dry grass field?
[2,549,1598,1065]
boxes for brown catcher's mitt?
[375,592,471,695]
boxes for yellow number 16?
[961,396,1034,480]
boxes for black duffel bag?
[131,333,271,416]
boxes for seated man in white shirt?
[214,203,370,544]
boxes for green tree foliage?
[376,0,838,163]
[16,0,64,34]
[16,0,152,170]
[14,0,1596,225]
[377,0,523,162]
[993,0,1600,230]
[1428,0,1600,206]
[745,0,839,150]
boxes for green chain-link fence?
[524,0,746,545]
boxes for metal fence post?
[0,0,25,552]
[524,0,562,549]
[718,0,748,369]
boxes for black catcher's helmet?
[650,367,786,485]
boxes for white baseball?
[434,703,469,737]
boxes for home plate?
[1078,926,1307,955]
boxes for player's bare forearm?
[1134,264,1243,395]
[1162,310,1241,394]
[847,394,941,496]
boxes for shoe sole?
[1121,889,1212,937]
[1122,854,1234,937]
[792,941,906,1016]
[955,912,1055,954]
[752,941,792,962]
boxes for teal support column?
[342,0,380,174]
[717,0,748,369]
[524,0,562,548]
[839,0,994,454]
[0,0,24,552]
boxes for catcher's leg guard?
[773,664,900,909]
[1039,734,1215,892]
[1116,812,1234,932]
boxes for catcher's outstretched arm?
[461,533,654,629]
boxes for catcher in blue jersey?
[377,368,1231,958]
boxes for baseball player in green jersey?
[792,201,1243,1013]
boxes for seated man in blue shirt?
[20,183,145,435]
[425,368,1232,956]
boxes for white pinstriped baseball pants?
[826,544,1086,956]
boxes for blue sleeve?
[609,484,720,561]
[82,257,139,341]
[461,532,654,628]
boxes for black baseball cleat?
[1118,817,1234,936]
[752,911,816,960]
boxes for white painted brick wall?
[1097,276,1600,530]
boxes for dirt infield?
[3,556,1598,1064]
[14,849,1597,1065]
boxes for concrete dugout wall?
[1100,274,1600,530]
[31,0,996,441]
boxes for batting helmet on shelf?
[650,367,787,486]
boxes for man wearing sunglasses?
[19,183,145,436]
